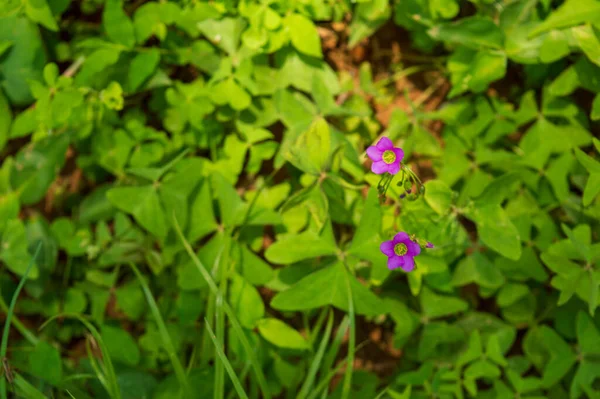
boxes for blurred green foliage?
[1,0,600,398]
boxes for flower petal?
[387,162,400,175]
[371,160,389,174]
[401,256,415,272]
[380,240,395,257]
[393,148,404,163]
[427,242,434,248]
[387,256,404,270]
[393,231,410,243]
[407,241,421,256]
[366,146,383,162]
[376,137,393,151]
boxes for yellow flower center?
[394,243,408,256]
[382,150,396,164]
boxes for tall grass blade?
[129,263,190,397]
[341,273,356,399]
[0,242,41,399]
[319,316,350,399]
[297,310,333,399]
[205,319,249,399]
[173,215,272,399]
[40,313,121,399]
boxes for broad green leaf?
[0,17,47,105]
[0,89,10,151]
[103,325,141,366]
[420,286,468,319]
[197,17,246,55]
[539,30,570,63]
[103,0,136,48]
[106,185,168,239]
[348,188,382,264]
[452,253,505,290]
[576,311,600,355]
[497,283,529,307]
[572,25,600,66]
[257,318,309,350]
[429,17,504,49]
[287,13,322,58]
[265,230,337,264]
[229,273,264,329]
[530,0,600,36]
[424,180,453,215]
[457,330,483,366]
[271,263,387,317]
[592,93,600,120]
[28,341,62,385]
[25,0,58,31]
[540,326,577,387]
[11,134,69,205]
[474,205,522,260]
[128,49,160,91]
[0,219,38,278]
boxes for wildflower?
[380,232,421,272]
[426,242,434,248]
[367,137,404,175]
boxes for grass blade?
[173,215,272,399]
[205,319,249,399]
[297,310,334,399]
[40,313,121,399]
[12,372,46,399]
[0,242,41,399]
[319,316,350,399]
[341,272,356,399]
[129,263,190,397]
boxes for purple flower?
[367,137,404,175]
[426,242,434,248]
[380,232,421,272]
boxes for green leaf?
[592,93,600,120]
[539,30,570,63]
[103,0,136,48]
[28,341,62,385]
[287,13,323,58]
[452,253,505,290]
[128,49,160,91]
[457,330,483,366]
[474,205,522,261]
[0,17,46,105]
[1,219,39,278]
[424,180,453,215]
[540,326,577,388]
[106,185,168,239]
[102,325,141,366]
[572,25,600,66]
[271,263,387,317]
[229,274,264,329]
[420,286,468,319]
[530,0,600,37]
[583,173,600,206]
[197,17,246,55]
[265,230,337,265]
[448,47,507,97]
[257,318,309,350]
[25,0,58,31]
[497,283,529,307]
[348,188,382,264]
[429,17,504,49]
[0,89,10,151]
[576,311,600,355]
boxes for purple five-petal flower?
[367,137,404,175]
[380,232,421,272]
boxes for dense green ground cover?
[1,0,600,398]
